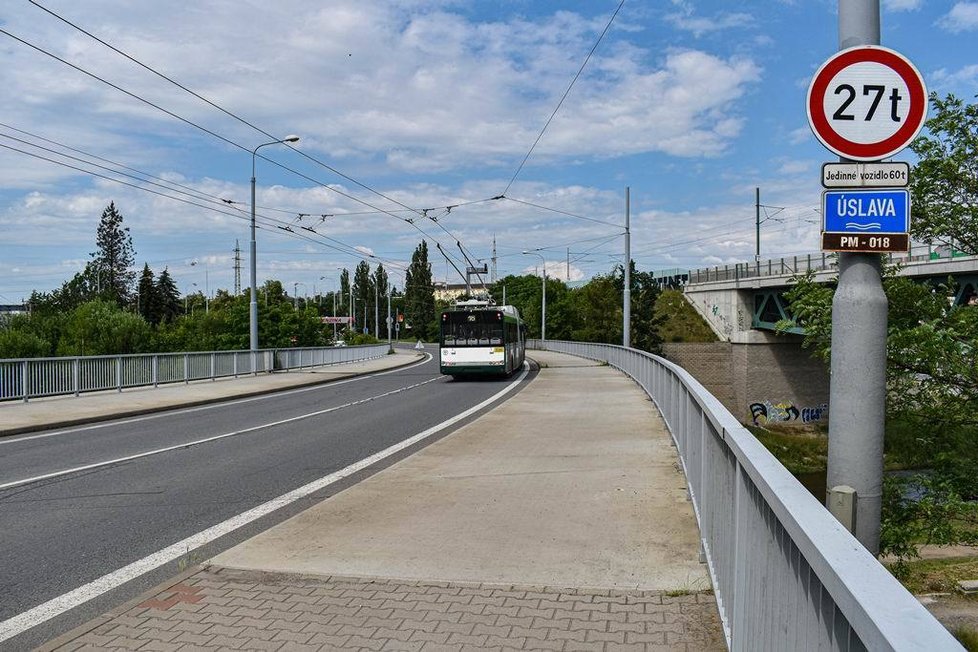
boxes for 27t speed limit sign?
[807,45,927,161]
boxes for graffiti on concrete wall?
[750,401,828,426]
[710,304,734,337]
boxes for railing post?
[73,358,80,397]
[184,353,189,384]
[153,355,158,387]
[22,360,29,403]
[233,352,239,378]
[116,356,122,393]
[211,352,216,381]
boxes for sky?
[1,0,977,303]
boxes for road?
[0,349,531,650]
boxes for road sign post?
[807,1,928,555]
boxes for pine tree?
[156,268,181,323]
[137,264,161,324]
[90,202,136,307]
[404,241,435,340]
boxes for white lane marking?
[0,375,442,492]
[0,362,528,644]
[0,353,433,446]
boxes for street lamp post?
[293,282,306,311]
[250,135,299,352]
[522,251,546,342]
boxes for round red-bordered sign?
[807,45,927,161]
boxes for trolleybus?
[439,300,525,376]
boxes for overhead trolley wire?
[501,0,625,196]
[0,25,467,268]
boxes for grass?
[885,557,978,595]
[956,625,978,652]
[654,289,718,343]
[747,425,828,475]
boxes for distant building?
[0,303,27,316]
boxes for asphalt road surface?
[0,349,531,650]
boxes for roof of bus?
[444,303,521,319]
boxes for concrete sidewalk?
[39,350,724,651]
[0,349,424,437]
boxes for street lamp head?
[283,135,300,143]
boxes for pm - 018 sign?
[821,188,910,252]
[807,46,927,161]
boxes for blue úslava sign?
[822,188,910,234]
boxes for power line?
[502,0,625,196]
[0,26,466,263]
[501,196,622,228]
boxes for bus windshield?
[441,311,504,346]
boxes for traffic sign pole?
[826,0,888,555]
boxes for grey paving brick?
[434,621,475,635]
[239,639,284,651]
[171,631,215,646]
[307,633,351,647]
[408,630,451,644]
[135,628,180,642]
[137,640,184,652]
[346,635,386,650]
[563,642,606,652]
[446,633,488,646]
[240,626,280,641]
[521,637,564,650]
[270,628,314,644]
[547,628,587,642]
[585,629,625,644]
[379,641,424,651]
[457,612,498,626]
[624,631,666,645]
[208,634,250,649]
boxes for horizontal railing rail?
[679,249,970,285]
[528,339,960,652]
[0,345,390,403]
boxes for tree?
[339,269,351,316]
[614,262,666,354]
[90,202,136,307]
[374,264,390,338]
[353,261,373,333]
[156,268,181,322]
[909,93,978,255]
[404,241,436,340]
[137,264,161,324]
[57,299,152,356]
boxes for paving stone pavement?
[45,566,726,651]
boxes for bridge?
[0,343,963,650]
[674,249,978,342]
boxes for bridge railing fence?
[685,249,944,285]
[0,344,389,403]
[528,339,960,652]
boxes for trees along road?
[0,350,531,650]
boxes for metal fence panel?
[0,344,390,402]
[527,339,961,652]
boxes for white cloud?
[930,64,978,89]
[938,2,978,31]
[883,0,922,11]
[665,11,754,37]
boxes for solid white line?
[0,362,528,643]
[0,374,441,491]
[0,353,433,446]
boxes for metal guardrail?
[528,340,961,652]
[683,249,959,285]
[0,345,390,403]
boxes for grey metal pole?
[250,136,298,352]
[542,263,546,342]
[387,291,393,353]
[623,186,631,348]
[332,291,337,341]
[755,187,761,276]
[375,283,379,341]
[249,171,258,351]
[827,0,886,554]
